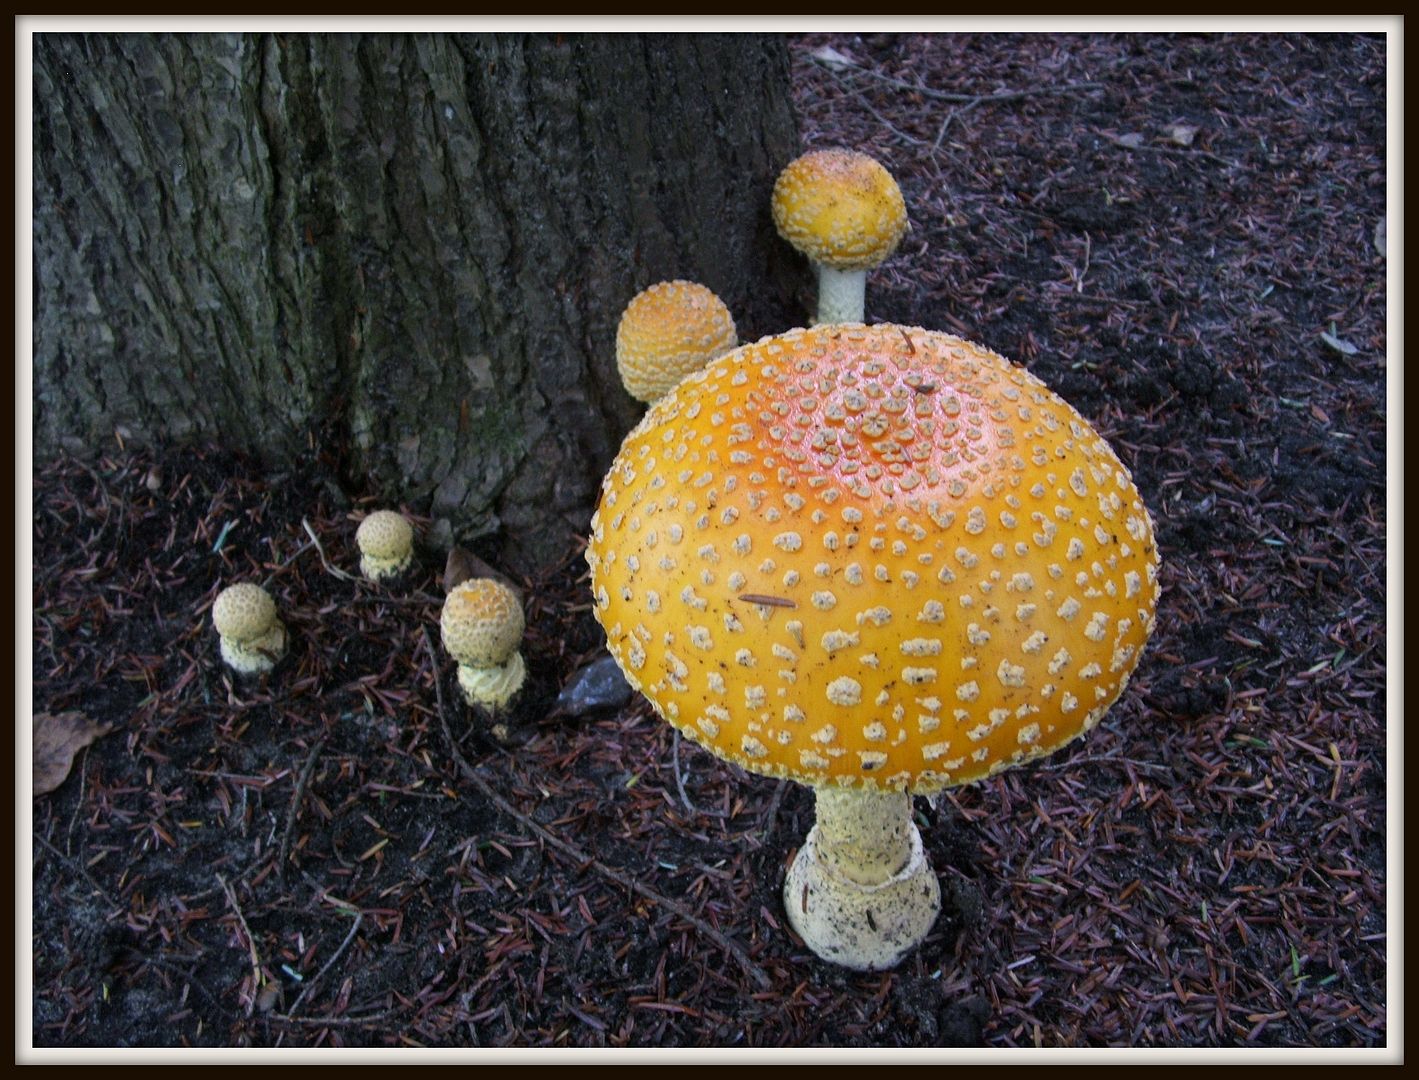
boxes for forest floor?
[29,33,1389,1053]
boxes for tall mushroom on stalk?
[772,149,908,325]
[616,280,739,405]
[587,323,1160,970]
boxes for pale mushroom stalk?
[814,265,872,327]
[784,786,940,971]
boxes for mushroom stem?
[784,786,941,971]
[814,266,869,325]
[810,786,915,883]
[456,651,527,712]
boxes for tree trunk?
[32,32,805,571]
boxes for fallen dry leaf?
[33,711,111,796]
[443,546,477,593]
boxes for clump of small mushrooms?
[616,280,738,404]
[355,509,415,582]
[440,577,528,711]
[587,323,1160,970]
[212,582,287,675]
[772,148,908,325]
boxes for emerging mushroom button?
[586,323,1161,969]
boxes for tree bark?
[32,32,804,570]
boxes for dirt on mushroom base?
[31,32,1386,1050]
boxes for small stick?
[270,1008,395,1028]
[301,517,358,582]
[421,626,771,991]
[806,55,1102,105]
[277,733,329,884]
[34,833,119,909]
[132,953,222,1009]
[284,911,364,1019]
[760,779,788,841]
[260,537,314,590]
[1095,128,1242,170]
[218,873,263,1018]
[672,731,697,815]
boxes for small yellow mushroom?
[616,280,737,405]
[355,510,414,582]
[439,578,527,710]
[212,583,287,675]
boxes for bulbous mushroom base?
[218,621,288,676]
[456,651,527,711]
[359,551,413,582]
[783,788,941,971]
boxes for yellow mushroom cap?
[440,578,526,669]
[356,510,413,560]
[212,583,278,643]
[616,280,738,404]
[587,324,1160,793]
[772,149,908,272]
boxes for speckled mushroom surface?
[771,149,908,273]
[440,578,526,670]
[355,510,414,581]
[587,324,1160,793]
[211,582,287,674]
[616,280,739,404]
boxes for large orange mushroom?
[586,323,1161,970]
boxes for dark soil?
[30,33,1388,1051]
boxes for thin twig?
[301,517,358,582]
[672,731,697,815]
[34,832,120,909]
[760,779,788,842]
[131,953,223,1009]
[270,1007,397,1027]
[808,55,1102,104]
[277,733,329,885]
[1095,128,1244,170]
[421,626,772,991]
[218,873,263,1018]
[284,911,365,1019]
[260,538,314,590]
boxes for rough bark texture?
[33,33,805,570]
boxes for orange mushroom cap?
[616,280,738,404]
[587,324,1160,792]
[772,149,908,272]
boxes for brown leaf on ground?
[33,711,111,796]
[442,546,478,593]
